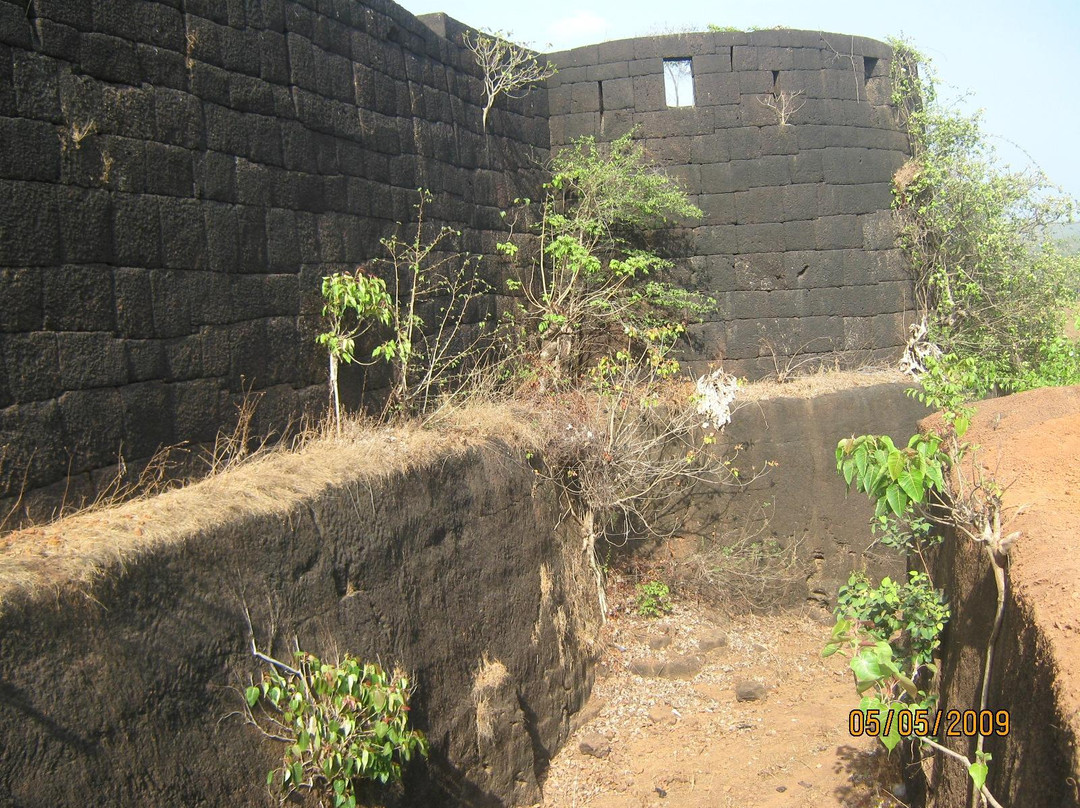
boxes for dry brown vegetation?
[0,401,545,610]
[0,367,903,612]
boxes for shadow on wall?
[0,444,600,807]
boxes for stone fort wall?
[545,30,913,377]
[0,0,912,511]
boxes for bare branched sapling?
[758,90,805,126]
[463,29,556,131]
[373,190,495,417]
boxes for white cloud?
[545,10,609,49]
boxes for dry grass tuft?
[472,654,511,746]
[736,368,908,403]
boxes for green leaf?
[851,652,885,686]
[245,686,261,708]
[969,760,989,790]
[886,450,904,481]
[880,702,904,752]
[842,459,856,486]
[897,468,925,503]
[885,484,908,518]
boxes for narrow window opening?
[771,70,780,96]
[863,56,878,86]
[728,48,733,71]
[598,80,604,115]
[663,58,695,107]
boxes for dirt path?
[540,596,905,808]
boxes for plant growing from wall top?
[889,37,1080,397]
[496,131,748,617]
[317,270,392,432]
[463,29,556,132]
[372,189,496,418]
[498,130,710,384]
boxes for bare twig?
[758,90,805,126]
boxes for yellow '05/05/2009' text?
[849,709,1011,738]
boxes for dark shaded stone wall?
[681,382,930,605]
[0,6,913,521]
[0,443,600,806]
[545,30,913,378]
[0,0,548,510]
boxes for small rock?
[776,785,787,793]
[809,607,835,625]
[735,680,767,702]
[578,732,610,759]
[647,704,677,725]
[798,780,812,789]
[696,626,729,654]
[570,696,607,733]
[628,658,664,677]
[892,783,908,800]
[629,654,703,679]
[662,653,704,679]
[647,626,674,650]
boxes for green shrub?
[835,570,949,670]
[635,580,672,617]
[246,653,427,807]
[890,38,1080,396]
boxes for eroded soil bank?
[924,386,1080,807]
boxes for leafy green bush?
[835,432,948,519]
[835,570,949,669]
[246,653,427,807]
[890,38,1080,396]
[498,130,711,382]
[635,581,672,617]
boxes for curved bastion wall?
[544,30,913,377]
[0,0,913,515]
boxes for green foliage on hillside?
[890,39,1080,397]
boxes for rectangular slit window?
[863,56,878,85]
[663,58,695,107]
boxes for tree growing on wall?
[463,29,556,132]
[316,271,392,432]
[498,130,709,383]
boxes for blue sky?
[404,0,1080,203]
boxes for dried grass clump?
[676,514,809,613]
[472,654,511,746]
[736,368,908,403]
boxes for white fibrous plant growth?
[694,368,738,430]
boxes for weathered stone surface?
[0,447,600,808]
